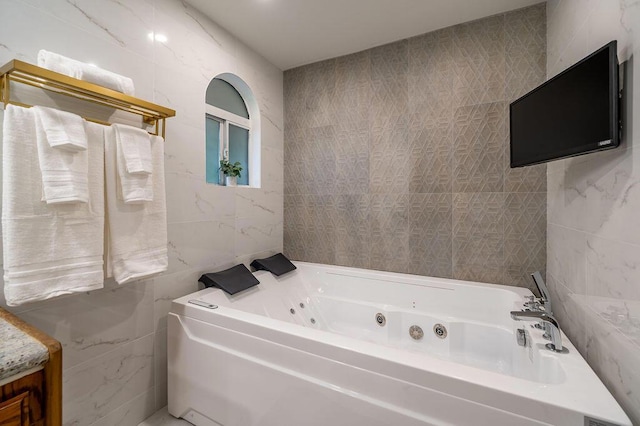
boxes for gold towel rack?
[0,59,176,138]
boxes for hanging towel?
[105,129,168,285]
[106,124,153,203]
[2,105,105,306]
[33,106,87,152]
[34,109,89,204]
[37,50,135,96]
[113,123,153,174]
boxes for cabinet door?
[0,392,29,426]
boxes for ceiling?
[186,0,544,70]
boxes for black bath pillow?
[198,264,260,295]
[250,253,296,276]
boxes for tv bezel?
[509,40,620,168]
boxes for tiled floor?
[138,407,192,426]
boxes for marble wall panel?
[546,0,640,422]
[0,1,284,425]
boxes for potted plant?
[219,160,242,186]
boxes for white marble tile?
[582,299,640,423]
[18,279,154,370]
[585,296,640,348]
[546,156,566,178]
[152,2,237,81]
[235,248,282,270]
[153,62,209,131]
[0,0,281,424]
[235,217,283,256]
[166,220,236,276]
[548,1,640,422]
[153,269,201,331]
[546,223,587,294]
[138,406,192,426]
[550,147,640,245]
[546,164,564,226]
[155,378,168,417]
[235,188,283,220]
[583,148,640,246]
[153,0,239,62]
[546,0,591,77]
[620,0,640,36]
[0,0,154,100]
[91,389,157,426]
[63,334,155,426]
[163,122,206,176]
[261,145,284,191]
[547,273,587,355]
[154,329,168,409]
[586,235,640,301]
[165,172,236,224]
[587,0,633,62]
[235,43,284,130]
[260,112,285,151]
[18,0,155,59]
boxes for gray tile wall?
[284,4,546,288]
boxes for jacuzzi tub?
[167,262,631,426]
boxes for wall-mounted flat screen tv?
[510,41,620,168]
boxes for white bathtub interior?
[167,262,631,426]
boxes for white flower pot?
[225,176,237,187]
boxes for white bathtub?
[167,262,631,426]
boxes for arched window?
[205,75,260,187]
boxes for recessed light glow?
[148,32,168,43]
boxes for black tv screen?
[510,41,620,168]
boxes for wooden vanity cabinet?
[0,309,62,426]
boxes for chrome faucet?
[530,271,553,340]
[510,310,564,352]
[531,271,551,314]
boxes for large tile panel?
[335,194,371,269]
[452,14,506,107]
[370,194,409,273]
[452,192,505,284]
[453,102,506,193]
[62,334,154,425]
[505,3,547,102]
[408,194,453,277]
[504,192,546,289]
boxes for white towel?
[113,123,153,174]
[34,106,87,152]
[105,129,168,285]
[34,110,89,204]
[2,105,105,306]
[107,124,153,203]
[37,50,135,96]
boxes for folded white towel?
[2,105,105,306]
[33,106,87,152]
[37,50,135,96]
[105,129,168,284]
[113,123,153,174]
[106,124,153,203]
[34,109,89,204]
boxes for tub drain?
[433,323,447,339]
